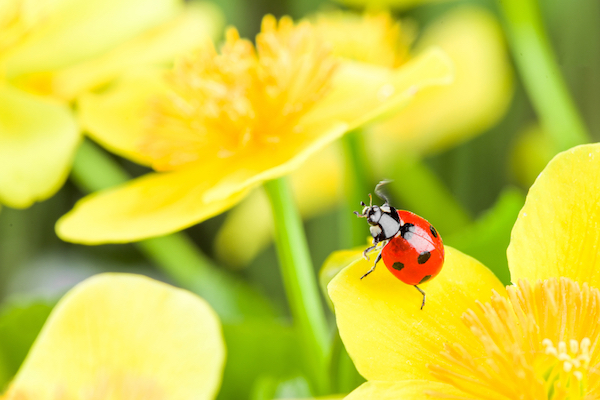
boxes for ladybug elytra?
[354,181,445,310]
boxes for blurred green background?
[0,0,599,398]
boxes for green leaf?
[217,320,308,400]
[0,300,53,387]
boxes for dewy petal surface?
[4,273,225,400]
[329,246,505,381]
[370,6,512,156]
[0,84,79,208]
[345,380,465,399]
[4,0,181,77]
[508,143,600,288]
[56,165,252,244]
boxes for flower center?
[541,338,592,399]
[313,11,412,68]
[429,278,600,400]
[140,15,337,171]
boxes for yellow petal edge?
[4,273,225,400]
[0,85,79,208]
[508,143,600,289]
[345,380,464,399]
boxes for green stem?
[70,139,275,321]
[340,129,373,248]
[498,0,590,151]
[263,177,330,394]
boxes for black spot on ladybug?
[429,225,438,238]
[419,275,432,284]
[392,262,404,271]
[400,223,415,240]
[417,251,431,264]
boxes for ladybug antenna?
[368,193,373,207]
[374,180,393,205]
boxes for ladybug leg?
[362,244,377,260]
[360,250,382,280]
[414,285,426,310]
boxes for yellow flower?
[56,15,453,244]
[334,0,449,10]
[369,6,512,158]
[3,273,225,400]
[214,7,511,269]
[0,0,221,209]
[329,143,600,399]
[313,11,413,68]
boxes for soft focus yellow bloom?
[214,7,511,269]
[0,0,221,208]
[369,7,512,159]
[3,273,225,400]
[329,143,600,399]
[511,124,555,187]
[313,11,413,68]
[57,15,453,244]
[334,0,449,11]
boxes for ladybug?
[354,181,444,310]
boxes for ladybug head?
[354,191,401,242]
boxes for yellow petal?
[78,69,169,166]
[370,7,512,156]
[329,246,504,381]
[233,50,452,189]
[5,273,225,400]
[0,84,79,208]
[304,48,454,130]
[508,143,600,288]
[34,2,223,100]
[56,164,252,244]
[319,246,367,309]
[345,380,465,399]
[5,0,181,77]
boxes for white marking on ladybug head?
[380,205,391,213]
[366,206,382,226]
[370,225,382,238]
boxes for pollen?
[429,278,600,400]
[313,11,413,68]
[140,15,338,171]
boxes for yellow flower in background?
[334,0,449,11]
[313,11,413,68]
[56,15,453,244]
[3,273,225,399]
[369,7,512,160]
[214,6,512,269]
[328,143,600,399]
[0,0,221,209]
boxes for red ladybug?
[354,181,444,310]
